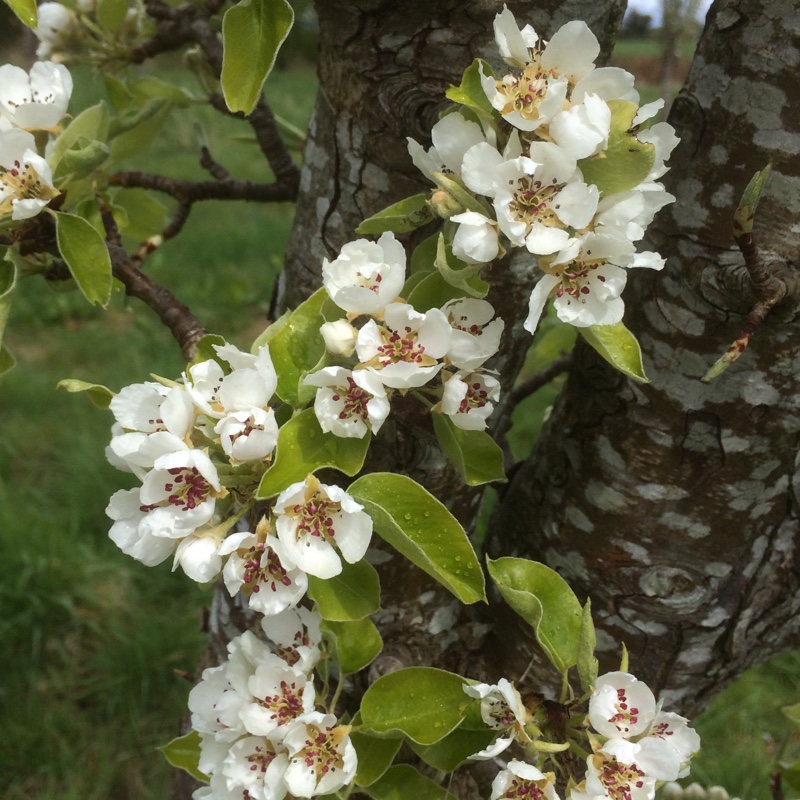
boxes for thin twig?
[508,352,573,406]
[200,146,232,181]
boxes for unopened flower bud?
[428,189,464,219]
[320,319,357,356]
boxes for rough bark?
[272,0,626,689]
[491,0,800,716]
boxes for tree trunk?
[491,0,800,716]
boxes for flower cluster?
[0,61,71,221]
[190,609,357,800]
[307,231,504,432]
[465,671,700,800]
[408,6,678,332]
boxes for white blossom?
[213,736,290,800]
[260,606,322,674]
[463,679,532,759]
[0,129,59,220]
[281,712,357,797]
[214,406,279,463]
[356,302,451,389]
[441,298,504,370]
[322,232,406,315]
[221,531,308,616]
[491,761,561,800]
[441,371,501,431]
[319,319,358,356]
[0,61,72,131]
[589,671,657,739]
[304,366,390,438]
[273,476,372,579]
[33,3,78,60]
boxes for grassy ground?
[1,42,798,800]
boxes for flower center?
[260,679,305,724]
[459,380,490,414]
[243,544,292,594]
[291,495,341,544]
[597,757,647,800]
[496,55,555,121]
[164,466,212,510]
[604,687,641,735]
[508,177,560,230]
[553,257,606,301]
[331,377,371,421]
[373,326,435,368]
[0,160,57,214]
[246,742,279,774]
[499,777,548,800]
[300,725,344,778]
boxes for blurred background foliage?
[0,2,798,798]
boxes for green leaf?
[406,272,467,313]
[351,729,403,787]
[221,0,294,115]
[307,559,380,621]
[111,188,168,241]
[129,76,194,106]
[578,99,655,195]
[409,726,496,771]
[733,164,772,237]
[411,233,439,275]
[54,212,112,307]
[189,333,229,369]
[0,344,15,377]
[356,194,434,235]
[108,100,173,163]
[3,0,37,27]
[360,667,471,744]
[51,103,110,173]
[445,61,499,129]
[576,599,599,693]
[0,260,17,354]
[579,321,648,383]
[486,556,583,673]
[365,765,456,800]
[432,412,506,486]
[157,730,208,783]
[782,702,800,729]
[256,408,370,498]
[434,232,489,299]
[53,137,110,181]
[348,473,486,604]
[268,287,328,407]
[322,617,382,674]
[97,0,129,32]
[57,379,115,410]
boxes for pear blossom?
[583,750,657,800]
[451,210,501,264]
[356,302,451,389]
[185,343,277,419]
[322,232,406,315]
[214,406,279,463]
[281,712,357,797]
[261,606,323,674]
[441,371,501,431]
[273,475,372,579]
[221,529,308,615]
[441,298,504,370]
[33,3,79,60]
[173,530,233,583]
[0,62,72,131]
[106,487,181,567]
[464,679,533,759]
[407,111,494,180]
[139,448,223,532]
[304,366,390,438]
[319,319,357,356]
[0,129,59,220]
[239,658,316,738]
[491,761,561,800]
[212,736,290,800]
[589,672,657,739]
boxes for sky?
[626,0,715,25]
